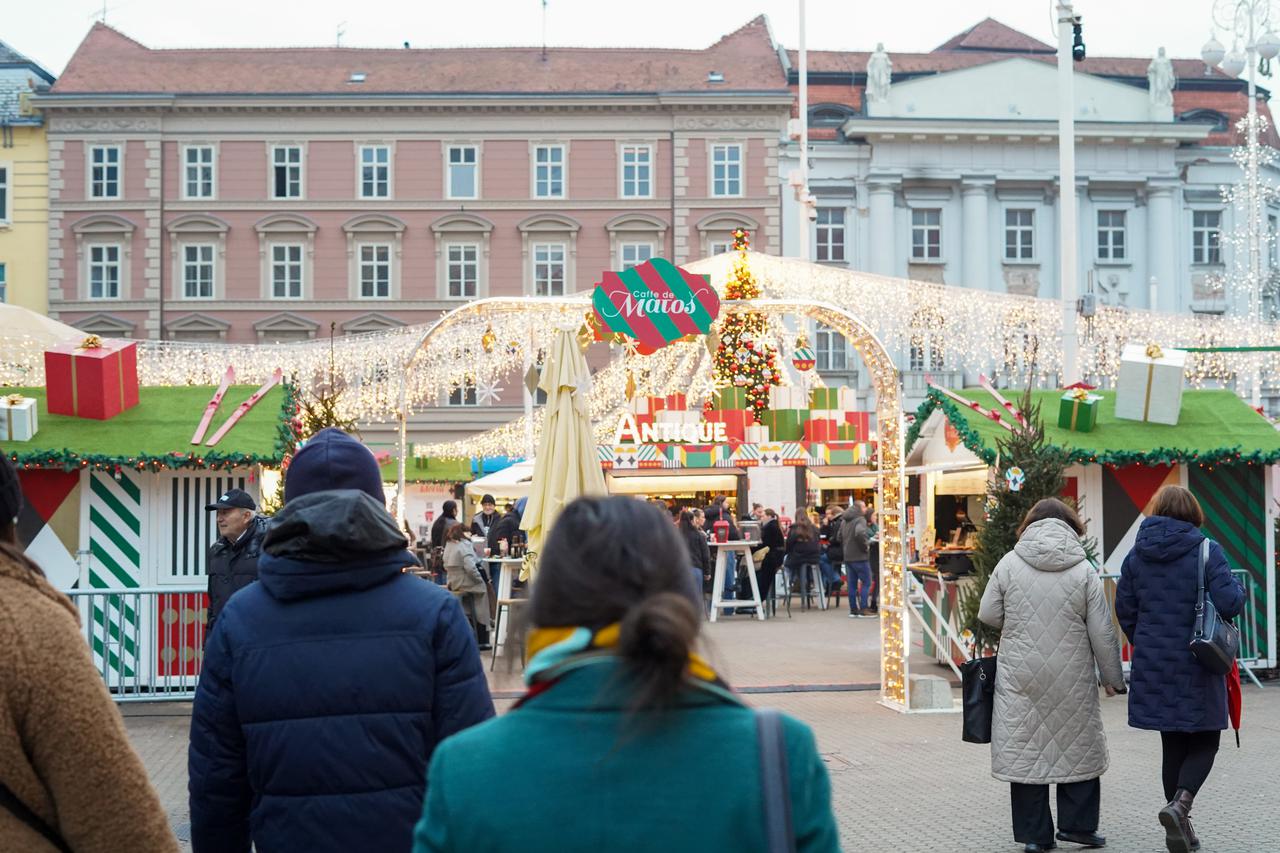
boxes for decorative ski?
[191,366,236,445]
[978,374,1026,428]
[205,368,283,447]
[926,378,1013,431]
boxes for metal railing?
[1100,570,1265,687]
[66,587,208,703]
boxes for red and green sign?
[592,258,720,351]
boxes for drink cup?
[500,540,509,556]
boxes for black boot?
[1158,789,1195,853]
[1056,830,1106,848]
[476,624,492,652]
[1024,843,1056,853]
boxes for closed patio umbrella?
[519,329,607,575]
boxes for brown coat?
[0,547,178,852]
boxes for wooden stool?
[490,597,528,671]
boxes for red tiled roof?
[53,18,788,96]
[934,18,1054,54]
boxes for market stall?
[8,376,296,690]
[907,386,1280,671]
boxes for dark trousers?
[1160,730,1221,801]
[1009,778,1100,845]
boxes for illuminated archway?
[397,296,912,711]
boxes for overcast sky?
[10,0,1233,78]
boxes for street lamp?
[1203,0,1280,406]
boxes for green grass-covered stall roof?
[4,385,296,472]
[907,388,1280,468]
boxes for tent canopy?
[465,459,537,502]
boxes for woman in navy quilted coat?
[1116,485,1244,853]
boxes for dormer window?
[1177,109,1229,133]
[707,71,725,83]
[809,103,858,128]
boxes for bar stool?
[490,596,528,671]
[785,562,826,612]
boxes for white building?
[779,19,1280,404]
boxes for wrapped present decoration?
[838,386,858,410]
[760,408,806,441]
[803,418,840,443]
[0,394,38,441]
[768,386,808,410]
[1057,388,1102,433]
[836,423,859,442]
[710,387,747,411]
[705,409,751,442]
[44,336,140,420]
[744,424,770,444]
[842,411,871,442]
[664,393,688,411]
[1115,343,1186,426]
[810,387,842,410]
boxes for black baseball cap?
[205,488,256,511]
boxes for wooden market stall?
[906,387,1280,672]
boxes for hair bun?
[617,591,700,706]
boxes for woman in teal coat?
[413,496,840,853]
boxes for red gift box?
[664,393,688,411]
[804,418,840,442]
[45,337,139,420]
[711,409,751,442]
[646,396,668,413]
[842,411,870,441]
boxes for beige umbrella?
[519,328,607,576]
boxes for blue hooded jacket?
[188,487,495,853]
[1115,515,1244,732]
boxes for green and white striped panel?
[87,471,143,679]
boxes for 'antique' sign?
[614,412,729,445]
[592,258,720,351]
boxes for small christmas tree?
[712,229,782,418]
[958,386,1069,652]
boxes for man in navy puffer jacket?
[189,428,494,853]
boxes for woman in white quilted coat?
[979,499,1126,853]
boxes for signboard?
[592,258,720,351]
[614,412,728,445]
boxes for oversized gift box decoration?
[744,424,770,443]
[710,387,748,411]
[1115,343,1185,426]
[842,411,871,442]
[803,418,840,443]
[703,409,752,442]
[768,386,808,410]
[1058,388,1102,433]
[0,394,38,441]
[809,387,842,410]
[44,336,140,420]
[759,408,806,441]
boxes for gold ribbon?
[1142,363,1155,421]
[4,394,24,406]
[1144,343,1164,360]
[1071,388,1089,402]
[78,335,103,350]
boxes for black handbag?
[961,655,998,744]
[1190,539,1240,675]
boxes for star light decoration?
[474,379,502,406]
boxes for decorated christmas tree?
[712,229,782,418]
[958,386,1069,652]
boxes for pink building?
[38,19,790,351]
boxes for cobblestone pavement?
[124,606,1280,851]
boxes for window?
[0,166,8,223]
[815,324,847,372]
[711,143,742,197]
[534,145,565,198]
[359,244,391,298]
[815,208,846,262]
[448,379,478,407]
[620,242,652,270]
[447,145,478,199]
[1096,210,1127,261]
[90,146,121,199]
[446,243,479,298]
[710,241,732,256]
[533,243,566,295]
[183,146,215,199]
[182,244,215,299]
[1004,209,1034,261]
[911,209,942,260]
[359,145,390,198]
[271,244,304,299]
[0,263,6,303]
[621,145,652,198]
[908,340,946,372]
[89,245,121,299]
[1192,211,1222,265]
[271,146,303,199]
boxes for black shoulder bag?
[756,708,796,853]
[1190,539,1240,675]
[961,655,998,743]
[0,781,72,853]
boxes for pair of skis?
[191,367,284,447]
[924,373,1026,432]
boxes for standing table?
[708,541,764,622]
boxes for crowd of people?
[0,434,1248,853]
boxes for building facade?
[0,40,55,313]
[38,20,789,351]
[778,19,1280,403]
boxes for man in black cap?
[203,487,266,639]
